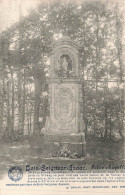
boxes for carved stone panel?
[50,83,78,133]
[54,87,75,123]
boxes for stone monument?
[43,36,86,157]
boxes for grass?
[0,136,124,180]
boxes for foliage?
[0,0,124,140]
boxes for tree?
[0,0,124,140]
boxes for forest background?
[0,0,124,165]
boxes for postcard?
[0,0,124,194]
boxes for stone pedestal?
[42,133,86,157]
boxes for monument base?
[42,132,86,158]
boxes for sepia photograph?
[0,0,124,194]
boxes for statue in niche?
[61,56,68,72]
[55,54,73,78]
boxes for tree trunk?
[33,67,42,136]
[104,81,108,139]
[109,111,112,139]
[0,72,3,138]
[10,69,14,134]
[41,96,48,128]
[21,68,26,135]
[17,67,22,134]
[115,5,123,82]
[6,81,11,137]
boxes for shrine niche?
[43,36,86,157]
[55,54,73,78]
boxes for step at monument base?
[42,133,86,157]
